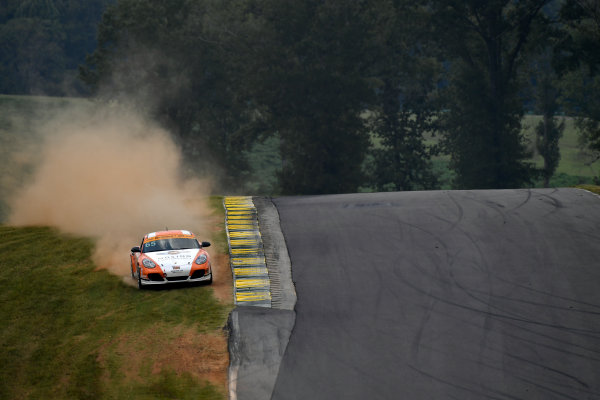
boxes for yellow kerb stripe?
[227,226,258,231]
[227,215,256,220]
[235,278,270,289]
[225,200,253,206]
[227,221,253,229]
[236,291,271,302]
[229,231,261,238]
[230,248,263,256]
[230,239,260,247]
[231,257,265,265]
[234,267,268,276]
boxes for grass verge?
[208,196,229,256]
[575,184,600,195]
[0,202,232,399]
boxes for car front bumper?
[139,272,212,285]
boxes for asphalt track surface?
[270,189,600,400]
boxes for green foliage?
[523,114,600,179]
[225,0,379,194]
[208,195,229,254]
[367,0,440,192]
[554,0,600,167]
[558,68,600,163]
[82,0,446,195]
[441,60,536,188]
[4,0,600,193]
[81,0,258,190]
[244,135,281,195]
[0,225,229,399]
[431,158,456,190]
[556,0,600,74]
[0,0,113,95]
[575,184,600,195]
[433,0,550,189]
[532,50,564,187]
[542,172,592,187]
[369,106,439,191]
[535,116,564,185]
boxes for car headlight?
[142,258,157,269]
[195,254,208,265]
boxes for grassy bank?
[0,220,231,399]
[575,184,600,195]
[522,115,600,181]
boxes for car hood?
[146,249,199,274]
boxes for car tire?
[137,267,144,290]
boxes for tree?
[433,0,551,189]
[0,17,65,94]
[557,0,600,73]
[0,0,112,95]
[556,0,600,164]
[533,56,564,187]
[218,0,381,194]
[80,0,256,189]
[368,0,440,192]
[529,12,565,188]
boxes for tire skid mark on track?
[224,196,271,307]
[393,265,600,338]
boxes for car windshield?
[142,238,200,252]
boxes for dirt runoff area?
[98,325,230,393]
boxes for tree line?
[0,0,114,95]
[2,0,600,194]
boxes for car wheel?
[137,267,144,290]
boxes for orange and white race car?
[130,230,212,289]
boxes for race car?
[130,230,212,289]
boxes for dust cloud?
[8,103,212,277]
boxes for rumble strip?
[224,196,272,307]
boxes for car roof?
[143,230,196,242]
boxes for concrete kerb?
[224,196,271,307]
[225,196,297,400]
[252,196,297,310]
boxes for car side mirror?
[201,241,211,248]
[131,246,141,253]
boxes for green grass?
[208,196,229,255]
[575,184,600,195]
[521,115,600,179]
[0,95,234,397]
[0,224,230,399]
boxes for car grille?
[166,276,188,282]
[148,273,164,281]
[190,270,206,279]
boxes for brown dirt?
[151,328,229,389]
[206,211,233,305]
[210,250,233,304]
[94,209,233,395]
[97,326,230,393]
